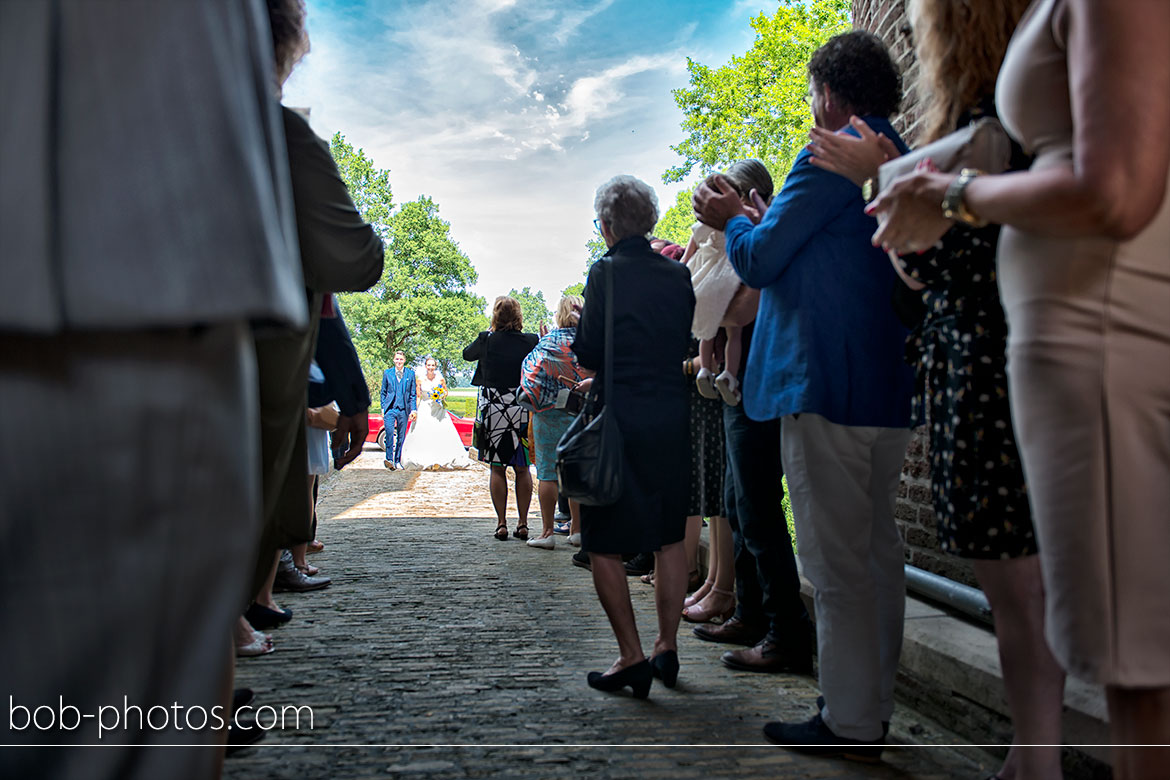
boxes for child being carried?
[683,159,774,405]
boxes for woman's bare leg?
[536,480,557,538]
[569,499,582,535]
[513,465,533,527]
[489,464,509,527]
[973,556,1065,780]
[1107,686,1170,780]
[590,552,645,671]
[653,540,688,656]
[685,515,735,618]
[255,550,282,611]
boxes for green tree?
[508,286,551,334]
[561,281,586,298]
[653,189,695,248]
[665,0,850,186]
[330,133,394,242]
[329,136,487,404]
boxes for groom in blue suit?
[380,350,416,469]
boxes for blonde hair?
[555,295,584,329]
[491,296,523,332]
[910,0,1032,143]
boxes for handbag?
[878,117,1012,192]
[556,258,623,506]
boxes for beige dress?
[996,0,1170,687]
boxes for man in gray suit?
[1,2,304,777]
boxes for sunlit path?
[226,446,993,778]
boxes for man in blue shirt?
[695,31,913,761]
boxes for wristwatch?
[861,176,878,203]
[941,168,988,227]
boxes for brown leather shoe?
[720,639,813,674]
[692,617,767,647]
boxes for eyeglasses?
[593,218,601,232]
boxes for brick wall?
[853,0,978,587]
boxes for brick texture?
[853,0,977,588]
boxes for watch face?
[862,178,875,202]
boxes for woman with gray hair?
[571,175,696,697]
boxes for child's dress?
[687,223,742,339]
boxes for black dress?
[572,238,695,554]
[898,100,1036,560]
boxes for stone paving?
[227,445,998,779]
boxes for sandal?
[640,572,656,586]
[513,523,529,541]
[237,630,274,657]
[681,587,735,624]
[685,578,715,608]
[494,522,509,541]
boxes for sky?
[284,0,779,306]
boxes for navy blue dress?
[572,237,696,554]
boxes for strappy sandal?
[681,586,736,624]
[494,522,509,541]
[512,523,529,541]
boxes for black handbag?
[556,258,623,506]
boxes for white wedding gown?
[400,373,472,470]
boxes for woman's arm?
[680,234,699,266]
[873,0,1169,245]
[462,331,489,361]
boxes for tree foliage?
[329,134,487,403]
[664,0,850,186]
[508,286,551,334]
[653,190,695,248]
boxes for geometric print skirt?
[476,386,531,468]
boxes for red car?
[367,412,475,450]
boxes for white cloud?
[285,0,707,305]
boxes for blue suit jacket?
[723,115,914,428]
[380,367,416,416]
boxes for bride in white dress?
[400,358,472,471]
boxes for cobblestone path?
[227,446,995,779]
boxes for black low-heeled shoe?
[586,659,652,699]
[649,650,679,689]
[245,603,292,630]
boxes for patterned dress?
[686,342,726,518]
[900,208,1036,559]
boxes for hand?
[539,322,550,337]
[807,115,902,187]
[409,411,417,421]
[330,412,368,469]
[866,162,955,255]
[693,174,749,231]
[574,377,594,394]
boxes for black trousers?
[723,403,811,652]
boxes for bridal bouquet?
[429,386,447,407]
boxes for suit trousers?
[385,410,407,463]
[781,414,910,741]
[722,403,810,650]
[0,323,259,779]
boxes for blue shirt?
[724,115,914,428]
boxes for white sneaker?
[568,533,582,547]
[695,367,718,399]
[527,535,556,549]
[714,371,741,406]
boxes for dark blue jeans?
[723,403,811,653]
